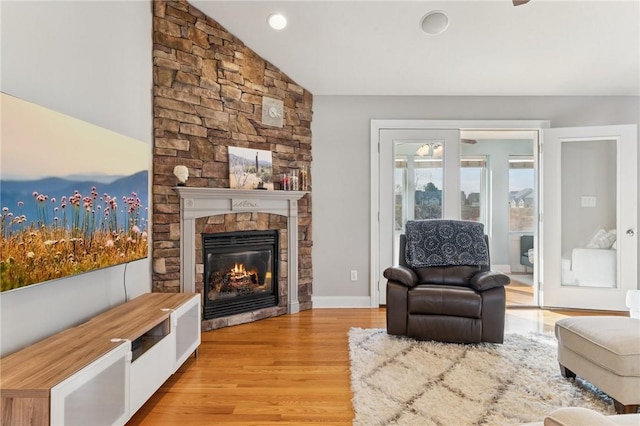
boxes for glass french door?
[376,124,543,307]
[378,129,460,304]
[460,156,488,224]
[542,125,637,310]
[393,140,445,264]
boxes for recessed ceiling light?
[267,13,287,30]
[420,11,449,36]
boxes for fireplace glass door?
[203,231,278,319]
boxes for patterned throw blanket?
[405,220,489,268]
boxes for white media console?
[0,292,201,425]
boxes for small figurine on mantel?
[173,165,189,186]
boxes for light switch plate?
[581,196,597,207]
[261,97,284,128]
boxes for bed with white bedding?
[561,228,617,287]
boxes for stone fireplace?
[174,187,306,330]
[151,0,313,328]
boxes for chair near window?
[520,234,534,268]
[384,220,510,343]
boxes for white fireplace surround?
[174,187,307,314]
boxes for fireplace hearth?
[203,230,278,319]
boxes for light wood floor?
[126,307,626,426]
[506,273,535,306]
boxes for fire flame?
[232,263,246,274]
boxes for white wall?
[0,1,153,356]
[0,1,152,143]
[311,96,640,305]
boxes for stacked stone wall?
[152,0,313,314]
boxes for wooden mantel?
[173,187,307,314]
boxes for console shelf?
[0,292,201,426]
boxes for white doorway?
[371,120,548,306]
[459,130,540,308]
[541,125,638,311]
[372,120,637,312]
[380,128,460,298]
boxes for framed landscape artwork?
[228,146,274,190]
[0,92,149,292]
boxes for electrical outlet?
[350,270,358,281]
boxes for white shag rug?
[349,328,614,426]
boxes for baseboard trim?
[311,296,373,308]
[493,264,511,274]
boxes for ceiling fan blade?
[461,138,477,144]
[513,0,530,5]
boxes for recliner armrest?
[383,265,419,288]
[469,270,510,291]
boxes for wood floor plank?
[126,307,621,425]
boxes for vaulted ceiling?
[192,0,640,96]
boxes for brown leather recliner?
[384,220,510,344]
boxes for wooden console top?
[0,292,197,397]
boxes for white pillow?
[586,228,616,249]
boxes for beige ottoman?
[555,316,640,414]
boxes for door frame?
[541,124,638,310]
[370,119,550,307]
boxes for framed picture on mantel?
[228,147,274,190]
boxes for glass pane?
[508,157,534,232]
[461,157,486,222]
[394,141,444,263]
[394,142,444,229]
[560,140,617,288]
[394,159,407,231]
[414,143,443,222]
